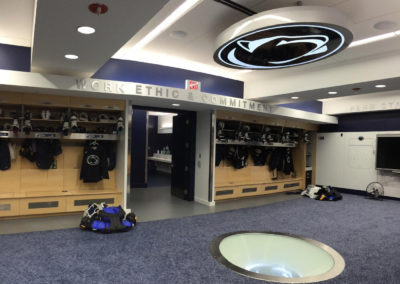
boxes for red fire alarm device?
[185,80,201,91]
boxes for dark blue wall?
[319,110,400,132]
[93,59,243,98]
[279,100,322,114]
[131,109,148,187]
[0,44,30,72]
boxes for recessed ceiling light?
[374,21,398,30]
[64,54,79,60]
[291,96,299,100]
[77,26,96,35]
[328,91,338,95]
[375,84,386,88]
[169,30,187,39]
[172,103,180,107]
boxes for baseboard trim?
[195,197,215,206]
[333,187,400,201]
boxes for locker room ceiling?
[0,0,399,105]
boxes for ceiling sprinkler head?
[89,3,108,15]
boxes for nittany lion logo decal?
[215,24,352,69]
[87,155,100,166]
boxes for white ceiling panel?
[248,0,348,12]
[31,0,168,76]
[0,0,34,47]
[335,0,400,23]
[348,12,400,40]
[1,0,400,105]
[332,36,400,62]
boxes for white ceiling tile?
[0,0,34,47]
[336,0,400,23]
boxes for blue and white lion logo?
[232,35,329,65]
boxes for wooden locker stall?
[0,91,126,218]
[214,110,317,201]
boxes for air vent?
[74,198,114,206]
[242,187,257,193]
[0,204,11,211]
[216,190,234,196]
[265,185,278,191]
[28,201,59,209]
[284,183,300,188]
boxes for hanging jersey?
[283,148,294,175]
[35,139,62,169]
[80,141,109,183]
[0,140,11,170]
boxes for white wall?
[194,110,215,206]
[157,114,173,134]
[316,131,400,198]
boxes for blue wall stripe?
[131,109,148,187]
[0,44,30,72]
[278,100,322,114]
[319,110,400,132]
[93,59,243,98]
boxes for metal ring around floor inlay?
[209,231,345,283]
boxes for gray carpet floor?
[0,194,399,283]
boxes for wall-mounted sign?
[215,24,352,69]
[214,6,352,69]
[322,91,400,115]
[86,134,104,139]
[0,68,338,124]
[72,77,337,124]
[185,80,201,91]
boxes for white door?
[316,132,346,187]
[342,132,377,191]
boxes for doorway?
[128,106,197,219]
[146,111,175,191]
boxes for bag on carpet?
[80,203,137,233]
[301,185,321,199]
[316,186,342,201]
